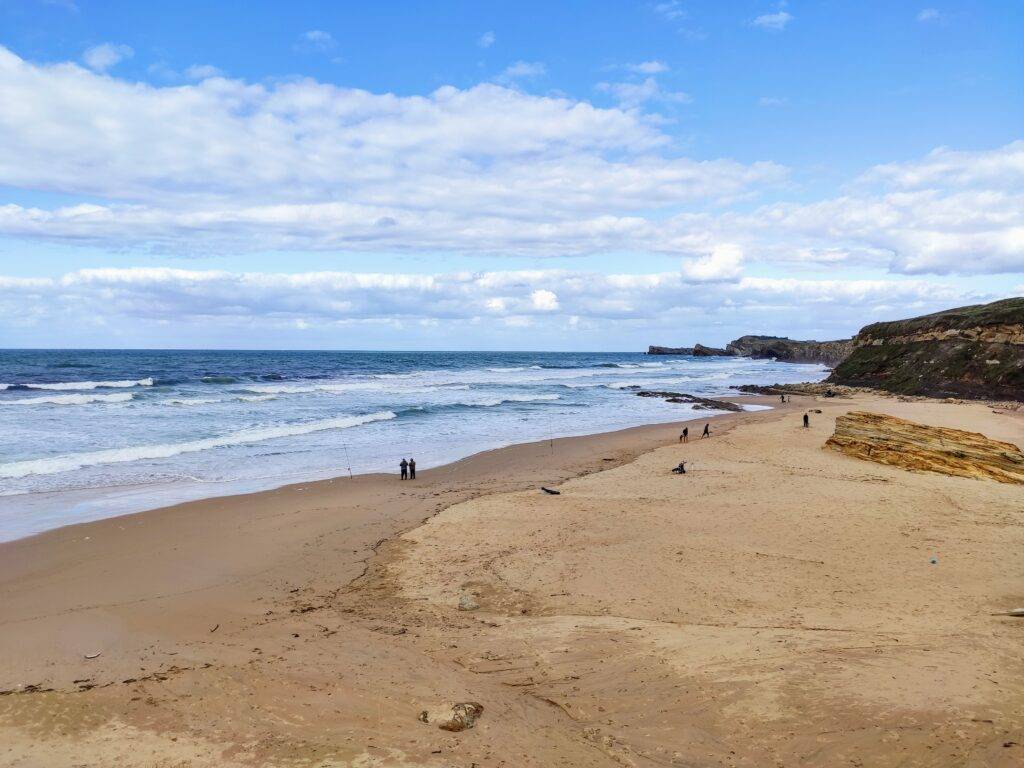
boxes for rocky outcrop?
[635,390,743,411]
[691,343,730,357]
[828,298,1024,400]
[648,336,853,366]
[647,345,694,355]
[825,411,1024,484]
[725,336,853,366]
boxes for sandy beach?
[1,392,1022,767]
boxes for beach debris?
[541,487,561,495]
[929,557,938,565]
[209,624,219,633]
[991,608,1024,617]
[84,651,102,660]
[671,461,687,475]
[418,702,484,732]
[458,593,480,612]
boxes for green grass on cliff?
[860,297,1024,339]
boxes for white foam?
[0,392,134,406]
[237,394,277,402]
[167,397,223,406]
[464,394,561,407]
[0,411,397,479]
[19,377,154,391]
[244,381,458,395]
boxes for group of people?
[399,457,416,480]
[674,410,810,475]
[678,423,711,443]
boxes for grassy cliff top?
[859,297,1024,339]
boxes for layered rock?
[828,298,1024,400]
[825,411,1024,484]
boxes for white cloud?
[681,244,744,282]
[857,141,1024,190]
[82,43,133,72]
[626,61,669,74]
[752,9,793,31]
[530,289,560,311]
[0,47,1020,276]
[596,77,691,109]
[297,30,335,52]
[0,267,997,345]
[917,8,942,23]
[498,60,546,81]
[184,64,223,80]
[478,31,496,48]
[652,1,686,21]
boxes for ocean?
[0,349,828,541]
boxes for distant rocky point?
[828,297,1024,400]
[647,335,852,367]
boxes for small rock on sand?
[457,593,479,611]
[419,702,484,732]
[438,702,484,731]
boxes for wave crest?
[0,411,396,479]
[0,393,134,406]
[7,377,154,391]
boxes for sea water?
[0,350,828,541]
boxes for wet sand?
[1,393,1022,766]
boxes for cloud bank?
[0,46,1020,277]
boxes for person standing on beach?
[679,427,689,443]
[400,458,408,480]
[780,394,785,404]
[701,423,710,439]
[803,413,809,428]
[409,458,416,480]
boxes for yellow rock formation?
[826,410,1024,484]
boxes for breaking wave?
[6,377,154,391]
[0,411,397,479]
[0,393,135,406]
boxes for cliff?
[648,335,852,366]
[647,345,693,355]
[826,411,1024,484]
[725,335,853,366]
[828,298,1024,400]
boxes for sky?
[0,0,1021,350]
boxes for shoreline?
[2,390,1021,766]
[0,397,768,545]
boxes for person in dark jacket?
[701,423,710,439]
[679,427,689,443]
[803,413,809,428]
[400,458,408,479]
[409,457,416,480]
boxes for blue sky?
[0,0,1021,349]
